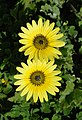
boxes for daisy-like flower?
[14,60,62,102]
[19,18,65,62]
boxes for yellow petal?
[46,48,59,60]
[54,33,63,40]
[50,84,59,92]
[28,51,35,60]
[41,86,48,101]
[16,67,24,73]
[44,20,49,27]
[44,22,55,36]
[21,84,32,96]
[52,27,60,34]
[19,45,28,52]
[45,70,61,77]
[19,39,28,44]
[36,60,42,71]
[32,20,37,27]
[53,70,61,75]
[45,61,57,71]
[21,62,28,69]
[26,23,33,30]
[54,76,62,81]
[33,86,38,102]
[53,54,59,59]
[38,50,44,61]
[19,38,32,45]
[40,49,48,62]
[44,47,60,61]
[46,27,60,38]
[54,82,61,86]
[38,18,43,28]
[46,64,57,72]
[38,86,44,102]
[26,89,33,101]
[46,86,56,95]
[14,80,23,85]
[16,84,26,91]
[46,77,61,82]
[14,74,23,79]
[52,48,62,55]
[24,47,34,56]
[34,49,39,61]
[54,87,59,92]
[49,40,65,47]
[18,33,28,38]
[43,20,49,34]
[21,27,29,34]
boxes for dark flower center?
[39,40,43,44]
[35,75,41,81]
[33,35,48,49]
[30,71,45,85]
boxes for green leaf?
[8,92,23,103]
[5,110,20,118]
[76,111,82,120]
[0,93,7,99]
[10,6,18,20]
[3,84,12,94]
[59,74,75,102]
[79,46,82,54]
[80,7,82,14]
[0,72,3,78]
[62,74,76,82]
[56,21,61,27]
[73,89,82,106]
[33,108,39,113]
[41,3,51,13]
[43,118,49,120]
[68,26,78,38]
[78,37,82,43]
[79,21,82,27]
[0,63,6,70]
[52,114,61,120]
[62,101,73,116]
[41,103,51,113]
[50,101,62,114]
[52,5,60,17]
[0,59,8,70]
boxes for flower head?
[19,18,65,62]
[14,60,62,102]
[1,78,8,85]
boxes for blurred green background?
[0,0,82,120]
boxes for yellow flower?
[14,60,62,102]
[1,78,8,85]
[18,18,65,62]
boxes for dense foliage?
[0,0,82,120]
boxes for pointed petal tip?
[14,75,18,80]
[16,88,20,91]
[39,17,42,21]
[21,26,24,30]
[14,81,17,85]
[62,41,65,46]
[18,33,21,37]
[19,47,24,52]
